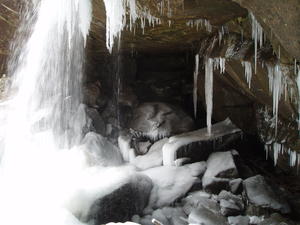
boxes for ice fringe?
[186,19,212,33]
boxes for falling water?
[0,0,132,225]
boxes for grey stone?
[243,175,291,214]
[228,216,249,225]
[229,178,243,194]
[188,206,228,225]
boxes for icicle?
[193,54,199,118]
[273,64,283,135]
[273,142,281,166]
[278,45,281,59]
[168,20,171,27]
[295,59,297,75]
[250,12,263,74]
[219,58,225,74]
[242,61,252,88]
[205,58,214,135]
[297,65,300,129]
[267,64,274,93]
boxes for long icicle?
[205,58,214,135]
[193,54,199,118]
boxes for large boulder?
[87,174,153,224]
[129,102,195,141]
[243,175,291,214]
[202,151,239,194]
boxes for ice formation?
[297,65,300,129]
[265,143,300,167]
[242,61,253,88]
[193,54,199,118]
[186,19,212,33]
[205,58,214,135]
[250,12,263,74]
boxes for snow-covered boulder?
[202,151,238,193]
[243,175,291,214]
[142,162,204,211]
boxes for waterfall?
[0,0,108,224]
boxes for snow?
[250,12,263,74]
[241,61,252,88]
[205,58,214,135]
[193,54,199,118]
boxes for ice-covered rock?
[202,151,238,193]
[118,134,135,162]
[129,102,195,141]
[183,195,220,215]
[243,175,291,214]
[87,174,153,224]
[162,118,242,166]
[228,216,249,225]
[81,132,124,167]
[131,138,168,170]
[137,141,152,155]
[188,206,228,225]
[142,162,204,211]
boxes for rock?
[142,162,204,211]
[249,216,264,224]
[188,206,228,225]
[183,196,220,215]
[202,151,238,193]
[81,132,124,167]
[131,138,168,170]
[88,174,153,224]
[229,178,243,194]
[258,213,295,225]
[86,107,106,136]
[228,216,250,225]
[162,118,242,166]
[129,102,195,141]
[243,175,291,214]
[106,222,140,225]
[218,191,244,216]
[220,199,242,216]
[137,141,152,155]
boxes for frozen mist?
[0,1,134,225]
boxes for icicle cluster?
[103,0,160,52]
[265,143,300,167]
[204,57,226,135]
[250,12,263,74]
[241,61,253,88]
[193,54,199,118]
[218,26,226,45]
[186,19,212,33]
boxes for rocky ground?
[80,92,300,225]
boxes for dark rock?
[86,107,106,136]
[129,102,195,141]
[163,118,242,166]
[188,206,228,225]
[88,174,153,224]
[202,151,239,194]
[218,191,244,216]
[243,175,291,214]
